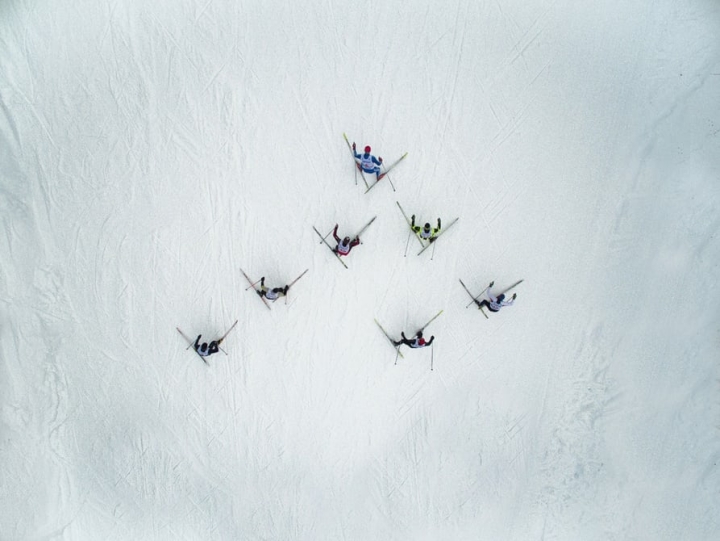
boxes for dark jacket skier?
[394,331,435,348]
[195,335,220,357]
[257,277,289,301]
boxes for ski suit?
[354,151,382,176]
[412,216,441,241]
[259,286,288,301]
[394,332,434,348]
[257,277,288,301]
[333,225,360,256]
[477,290,515,312]
[195,335,220,357]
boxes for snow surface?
[2,0,720,539]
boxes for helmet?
[424,223,431,230]
[497,294,506,303]
[364,145,371,153]
[343,236,350,244]
[200,343,208,352]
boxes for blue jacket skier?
[352,143,383,180]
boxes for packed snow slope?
[2,0,719,539]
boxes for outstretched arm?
[332,224,340,243]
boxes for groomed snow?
[2,0,719,539]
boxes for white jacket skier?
[476,285,516,313]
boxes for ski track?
[2,0,720,539]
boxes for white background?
[2,0,719,539]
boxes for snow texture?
[1,0,720,539]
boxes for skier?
[393,331,435,348]
[352,143,383,180]
[194,334,221,357]
[332,224,361,256]
[411,215,441,242]
[257,277,289,301]
[476,283,517,313]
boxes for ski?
[176,327,208,365]
[459,279,491,309]
[374,319,405,359]
[288,269,309,288]
[285,269,309,304]
[417,217,459,255]
[499,280,524,296]
[377,152,407,181]
[396,201,427,249]
[240,268,272,309]
[459,279,490,318]
[217,319,239,344]
[313,226,348,269]
[365,152,408,193]
[417,309,443,335]
[343,133,369,189]
[355,216,377,239]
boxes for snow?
[2,0,719,539]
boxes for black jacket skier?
[195,335,220,357]
[394,331,434,348]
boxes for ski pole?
[382,165,397,192]
[245,279,262,291]
[394,345,402,365]
[430,343,434,371]
[465,285,491,308]
[404,230,412,257]
[319,229,333,244]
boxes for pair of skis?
[396,201,459,257]
[459,279,523,318]
[375,309,443,367]
[177,319,238,365]
[343,133,407,193]
[313,216,377,269]
[240,268,309,308]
